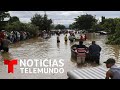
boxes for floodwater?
[0,33,120,79]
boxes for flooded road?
[0,33,120,79]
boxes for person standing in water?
[57,35,60,43]
[64,34,68,42]
[89,41,101,65]
[76,41,88,64]
[1,37,11,52]
[80,34,84,41]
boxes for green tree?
[24,23,39,36]
[0,11,10,21]
[31,14,43,30]
[101,18,120,34]
[92,24,103,32]
[42,14,52,31]
[0,11,10,30]
[5,21,39,36]
[9,16,20,23]
[105,18,120,44]
[5,21,22,31]
[55,24,66,30]
[74,14,97,32]
[31,13,52,31]
[69,23,76,29]
[50,24,55,29]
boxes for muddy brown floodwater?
[0,33,120,79]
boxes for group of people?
[57,33,87,43]
[0,30,32,52]
[75,40,120,79]
[80,34,87,41]
[57,34,70,43]
[0,30,31,43]
[75,41,101,65]
[56,33,101,65]
[68,33,76,42]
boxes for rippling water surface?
[0,33,120,79]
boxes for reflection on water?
[57,43,60,49]
[1,52,13,60]
[0,33,120,79]
[64,41,67,45]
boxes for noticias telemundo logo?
[3,59,64,74]
[4,59,18,73]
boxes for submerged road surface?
[0,33,120,79]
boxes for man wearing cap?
[104,58,120,79]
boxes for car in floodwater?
[98,31,108,35]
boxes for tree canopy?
[0,11,10,30]
[55,24,66,30]
[71,14,97,32]
[31,13,52,31]
[69,23,76,29]
[0,11,10,21]
[9,16,20,23]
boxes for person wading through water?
[76,41,88,65]
[64,34,68,42]
[57,35,60,43]
[89,41,101,65]
[1,37,11,52]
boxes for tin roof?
[67,62,120,79]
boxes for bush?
[5,22,39,37]
[25,23,39,36]
[5,21,23,32]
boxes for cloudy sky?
[8,11,120,26]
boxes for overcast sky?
[9,11,120,26]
